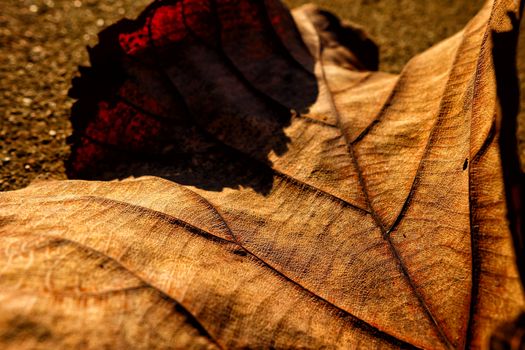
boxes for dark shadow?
[66,0,378,195]
[492,11,525,286]
[490,312,525,350]
[300,6,379,71]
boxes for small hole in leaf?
[233,249,247,257]
[463,158,469,170]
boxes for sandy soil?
[1,0,513,192]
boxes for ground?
[2,0,516,192]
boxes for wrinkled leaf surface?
[0,0,524,349]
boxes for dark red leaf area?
[86,101,161,149]
[119,2,215,55]
[67,0,321,182]
[118,1,283,57]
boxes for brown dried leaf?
[0,0,524,349]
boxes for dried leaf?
[0,0,524,349]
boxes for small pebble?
[24,164,31,170]
[3,157,11,163]
[22,98,32,106]
[73,0,82,7]
[32,46,43,54]
[96,19,105,27]
[49,130,57,137]
[29,4,38,13]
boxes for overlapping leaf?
[0,0,524,348]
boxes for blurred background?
[0,0,508,191]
